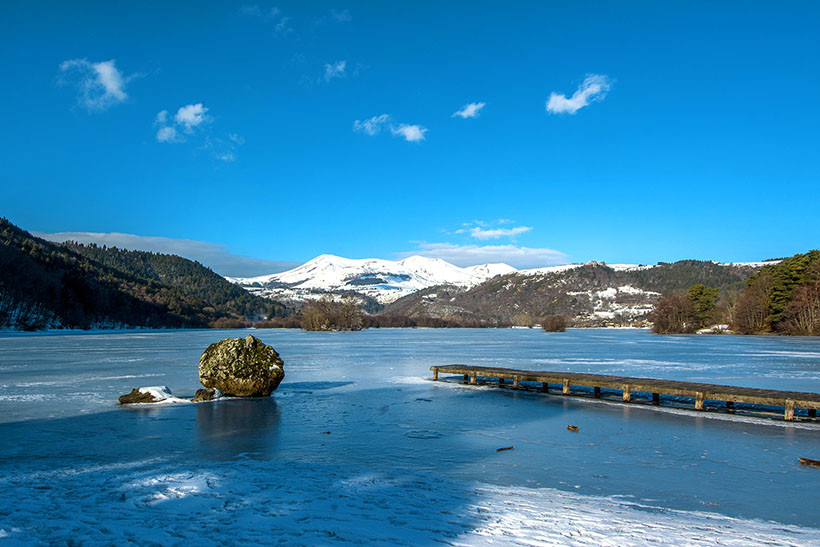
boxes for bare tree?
[300,295,364,332]
[541,315,567,332]
[782,285,820,335]
[649,294,695,334]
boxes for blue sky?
[2,1,819,275]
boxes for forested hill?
[0,218,284,330]
[380,260,760,325]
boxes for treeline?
[300,296,364,331]
[65,242,288,321]
[650,251,820,336]
[649,285,724,334]
[0,218,283,330]
[734,251,820,335]
[252,299,501,330]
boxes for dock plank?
[430,365,820,420]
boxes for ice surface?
[1,328,819,544]
[0,456,816,546]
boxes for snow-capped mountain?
[228,254,781,315]
[228,254,517,304]
[382,259,776,325]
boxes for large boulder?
[199,335,284,397]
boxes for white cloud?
[353,114,391,136]
[324,60,346,82]
[466,226,532,240]
[452,102,486,119]
[397,242,567,269]
[174,103,208,132]
[391,124,427,142]
[354,115,427,142]
[546,74,612,114]
[156,126,180,143]
[34,231,300,277]
[455,220,531,239]
[155,103,239,160]
[58,58,134,112]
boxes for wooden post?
[463,374,469,383]
[562,379,570,395]
[433,369,438,381]
[726,401,734,410]
[469,374,477,385]
[810,409,817,418]
[695,392,704,410]
[499,377,504,385]
[652,393,660,405]
[622,385,631,403]
[541,382,549,392]
[784,400,795,421]
[513,377,520,389]
[593,386,601,398]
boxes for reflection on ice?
[196,398,281,460]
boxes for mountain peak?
[230,254,518,304]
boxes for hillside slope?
[0,218,280,330]
[380,260,762,325]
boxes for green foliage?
[735,251,820,334]
[756,250,820,324]
[686,284,719,327]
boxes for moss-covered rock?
[199,335,284,397]
[119,388,157,405]
[118,386,174,405]
[193,387,222,402]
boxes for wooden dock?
[430,365,820,421]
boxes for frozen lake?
[1,328,819,545]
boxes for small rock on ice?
[118,386,174,405]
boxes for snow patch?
[136,386,189,405]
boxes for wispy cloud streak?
[398,242,567,268]
[546,74,612,114]
[452,102,486,118]
[353,114,427,142]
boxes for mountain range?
[0,217,776,330]
[227,254,517,305]
[229,254,773,325]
